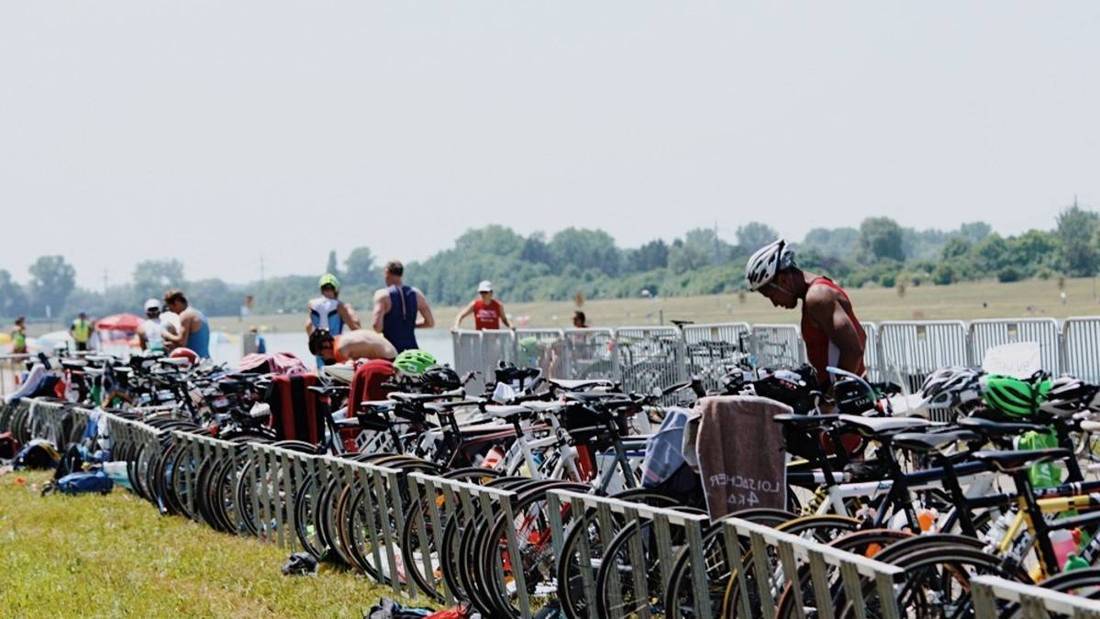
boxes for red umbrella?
[95,313,143,332]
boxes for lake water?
[210,328,455,369]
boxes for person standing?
[572,311,588,329]
[372,260,434,354]
[70,312,92,352]
[745,239,866,388]
[10,316,27,355]
[305,273,360,368]
[452,280,512,331]
[138,299,165,352]
[161,289,212,359]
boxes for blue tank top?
[383,285,419,353]
[186,309,211,359]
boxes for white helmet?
[920,367,982,408]
[745,239,795,291]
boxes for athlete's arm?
[305,303,314,335]
[452,301,475,330]
[416,290,435,329]
[371,290,388,332]
[164,310,194,349]
[499,303,512,329]
[804,288,864,377]
[340,302,361,331]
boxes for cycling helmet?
[393,349,437,376]
[318,273,341,292]
[981,373,1052,418]
[745,239,796,291]
[921,367,982,408]
[169,347,199,366]
[422,365,461,391]
[1038,374,1096,417]
[308,329,334,356]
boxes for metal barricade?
[406,472,525,609]
[546,488,715,619]
[969,318,1062,374]
[562,328,618,382]
[515,328,568,379]
[750,324,805,369]
[1063,317,1100,383]
[971,575,1100,618]
[878,321,970,392]
[481,328,518,385]
[452,330,484,393]
[682,322,752,391]
[721,517,904,619]
[863,322,882,381]
[614,326,689,400]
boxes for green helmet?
[318,273,341,292]
[393,349,437,376]
[981,374,1052,417]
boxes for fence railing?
[12,396,1100,617]
[457,316,1100,397]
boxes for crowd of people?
[6,240,864,388]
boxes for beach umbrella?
[95,313,143,332]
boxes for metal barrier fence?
[970,318,1063,376]
[614,326,689,400]
[683,322,752,391]
[562,328,617,381]
[972,575,1100,618]
[878,320,970,391]
[14,396,1100,617]
[459,316,1100,397]
[750,324,805,369]
[1063,317,1100,383]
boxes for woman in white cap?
[452,280,512,331]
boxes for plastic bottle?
[1050,529,1077,569]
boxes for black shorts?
[75,342,88,351]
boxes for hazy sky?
[2,2,1098,289]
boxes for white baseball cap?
[144,298,161,311]
[477,280,493,293]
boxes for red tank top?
[800,277,866,383]
[473,299,502,330]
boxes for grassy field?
[208,277,1100,334]
[0,471,400,618]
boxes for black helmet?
[422,365,461,392]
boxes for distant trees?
[28,256,76,317]
[6,201,1100,321]
[343,247,380,287]
[1056,205,1100,277]
[133,259,185,302]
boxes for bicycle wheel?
[770,528,912,619]
[471,480,586,618]
[557,489,684,619]
[401,467,502,601]
[685,513,855,619]
[841,544,1029,618]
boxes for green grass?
[0,471,402,618]
[210,276,1100,334]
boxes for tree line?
[1,202,1095,322]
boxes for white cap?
[477,280,493,293]
[144,298,161,311]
